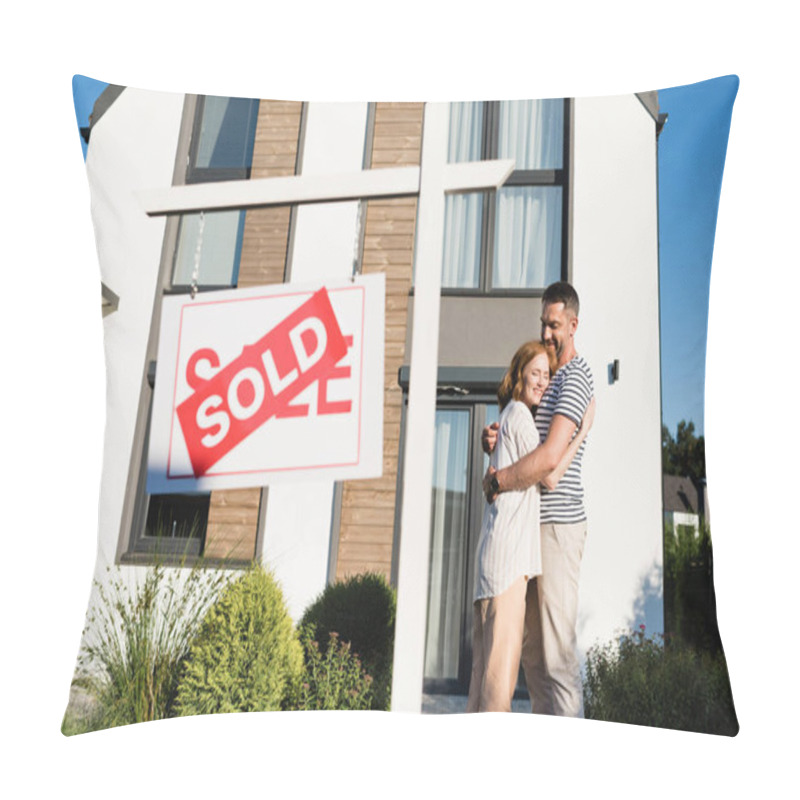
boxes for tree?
[661,420,706,481]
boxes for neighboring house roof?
[663,474,702,514]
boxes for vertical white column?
[261,102,369,621]
[391,103,449,712]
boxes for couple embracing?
[467,281,594,717]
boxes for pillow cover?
[64,75,738,735]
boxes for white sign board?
[147,275,384,493]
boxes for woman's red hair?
[497,340,556,411]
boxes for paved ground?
[422,693,531,714]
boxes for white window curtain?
[497,99,563,170]
[442,103,484,288]
[447,101,483,163]
[493,187,562,289]
[425,409,471,680]
[442,99,564,290]
[442,193,483,288]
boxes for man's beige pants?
[521,521,587,718]
[466,575,528,712]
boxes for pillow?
[64,75,738,736]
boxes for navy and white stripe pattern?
[535,355,594,524]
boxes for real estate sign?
[147,275,384,493]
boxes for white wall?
[86,88,185,576]
[85,93,371,624]
[571,94,664,653]
[261,102,369,620]
[82,91,663,669]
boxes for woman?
[466,340,594,712]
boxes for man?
[482,281,593,717]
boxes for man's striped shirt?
[535,355,594,524]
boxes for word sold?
[175,288,349,476]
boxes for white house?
[663,474,708,537]
[79,84,664,712]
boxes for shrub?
[299,572,396,710]
[175,565,302,716]
[69,563,229,732]
[664,518,723,655]
[290,626,374,710]
[583,626,738,736]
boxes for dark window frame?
[123,94,261,566]
[185,95,260,184]
[122,389,209,563]
[396,367,528,697]
[440,99,570,297]
[169,208,248,292]
[422,397,485,695]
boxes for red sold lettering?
[275,335,354,419]
[317,335,353,415]
[175,288,347,477]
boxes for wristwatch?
[490,474,500,496]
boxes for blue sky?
[72,75,738,438]
[72,75,108,159]
[656,76,738,437]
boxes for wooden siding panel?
[250,100,303,178]
[206,100,302,562]
[337,561,391,582]
[337,541,394,565]
[204,488,262,561]
[237,206,293,288]
[336,103,423,581]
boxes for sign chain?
[351,200,363,281]
[191,210,205,299]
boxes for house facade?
[83,84,664,708]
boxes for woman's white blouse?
[474,400,542,601]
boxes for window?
[186,96,260,183]
[125,397,210,560]
[415,374,511,694]
[171,210,246,289]
[425,397,510,693]
[441,99,568,293]
[125,95,260,562]
[425,407,472,683]
[423,391,532,697]
[398,367,520,694]
[132,494,209,558]
[426,401,499,689]
[171,96,259,291]
[403,366,534,697]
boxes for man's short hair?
[542,281,580,316]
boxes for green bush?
[583,626,738,736]
[299,572,396,710]
[175,565,302,716]
[664,518,723,654]
[68,563,229,733]
[290,626,374,710]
